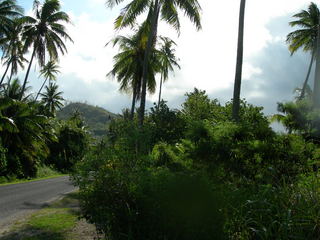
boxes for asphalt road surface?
[0,176,76,226]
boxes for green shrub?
[36,165,61,178]
[147,101,186,145]
[0,98,52,178]
[74,147,228,240]
[47,121,89,172]
[227,175,320,239]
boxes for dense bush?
[46,116,90,172]
[0,98,53,178]
[227,175,320,239]
[74,147,227,240]
[147,101,186,145]
[107,117,153,154]
[73,89,320,240]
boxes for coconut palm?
[3,78,32,101]
[35,60,60,100]
[40,82,64,116]
[0,19,28,87]
[232,0,246,121]
[107,0,202,125]
[0,0,23,37]
[108,34,144,120]
[19,0,73,100]
[108,21,159,119]
[156,37,180,108]
[287,2,319,100]
[0,96,51,177]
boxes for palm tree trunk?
[232,0,246,121]
[35,78,48,101]
[0,63,10,87]
[157,74,163,108]
[139,0,160,126]
[7,67,14,87]
[20,47,36,101]
[300,50,315,100]
[313,22,320,108]
[130,83,137,120]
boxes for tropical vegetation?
[1,1,320,239]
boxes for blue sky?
[8,0,312,115]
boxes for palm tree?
[0,0,23,37]
[232,0,246,121]
[19,0,73,100]
[0,0,23,86]
[40,82,64,116]
[35,60,60,100]
[0,19,28,87]
[108,21,159,119]
[287,2,319,100]
[156,37,180,108]
[4,78,32,101]
[108,34,144,120]
[0,96,51,177]
[107,0,202,125]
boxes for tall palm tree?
[35,60,60,100]
[287,2,319,100]
[40,82,64,116]
[232,0,246,121]
[108,21,159,119]
[19,0,73,100]
[108,34,144,120]
[156,37,180,108]
[0,0,23,86]
[0,19,27,87]
[107,0,202,125]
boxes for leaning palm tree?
[35,60,60,100]
[107,0,202,125]
[40,82,64,116]
[0,19,27,87]
[19,0,73,100]
[156,37,180,108]
[287,2,319,100]
[232,0,246,121]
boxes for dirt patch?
[70,219,102,240]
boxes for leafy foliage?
[0,96,53,177]
[46,114,90,172]
[74,88,320,240]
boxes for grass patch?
[0,166,67,186]
[0,174,67,187]
[0,193,88,240]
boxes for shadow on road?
[0,227,67,240]
[0,192,81,240]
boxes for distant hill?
[57,102,119,138]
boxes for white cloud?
[1,0,311,113]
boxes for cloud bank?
[3,0,312,114]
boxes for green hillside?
[57,102,118,138]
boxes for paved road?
[0,176,76,225]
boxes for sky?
[9,0,313,115]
